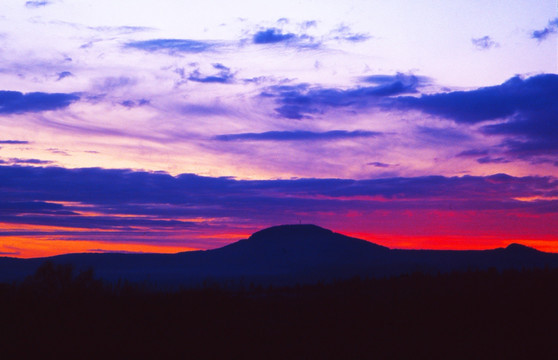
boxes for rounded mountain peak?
[249,224,333,241]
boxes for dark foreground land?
[2,263,558,359]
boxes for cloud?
[395,73,558,123]
[124,39,216,54]
[25,1,51,8]
[0,140,29,144]
[265,74,425,119]
[180,103,233,117]
[456,149,490,158]
[367,162,392,168]
[188,63,234,84]
[89,25,152,35]
[0,91,79,114]
[253,28,297,44]
[415,126,472,144]
[214,130,382,141]
[330,25,371,43]
[95,76,136,92]
[1,165,557,214]
[531,18,558,41]
[57,71,73,81]
[393,73,558,162]
[476,156,510,164]
[1,165,557,249]
[0,201,75,216]
[360,73,428,86]
[471,36,499,50]
[5,158,53,165]
[252,27,319,48]
[120,99,149,108]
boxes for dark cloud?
[456,149,490,158]
[477,156,510,164]
[0,140,29,144]
[214,130,381,141]
[188,63,234,84]
[415,126,472,143]
[393,74,558,162]
[57,71,73,81]
[265,74,424,119]
[1,165,557,222]
[25,1,51,8]
[360,73,428,87]
[471,36,498,50]
[0,90,79,114]
[124,39,216,53]
[0,201,76,216]
[253,28,296,44]
[120,99,150,108]
[252,28,319,48]
[0,251,20,255]
[367,162,392,168]
[531,18,558,41]
[5,158,53,165]
[395,74,558,123]
[1,165,557,245]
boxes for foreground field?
[2,263,558,359]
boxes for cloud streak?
[214,130,381,141]
[124,39,217,53]
[25,1,51,8]
[0,140,29,144]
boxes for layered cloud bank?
[2,165,557,257]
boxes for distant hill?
[1,224,558,287]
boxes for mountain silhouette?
[1,224,557,286]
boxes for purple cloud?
[367,162,392,168]
[395,74,558,123]
[531,18,558,41]
[0,140,29,145]
[1,165,557,218]
[477,156,510,164]
[25,1,51,8]
[265,74,424,119]
[214,130,381,141]
[57,71,73,81]
[5,158,53,165]
[471,36,499,50]
[253,28,296,44]
[456,149,490,158]
[0,91,79,114]
[188,64,234,84]
[124,39,216,53]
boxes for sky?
[1,0,557,257]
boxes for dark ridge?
[249,224,334,241]
[505,243,541,253]
[1,225,558,287]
